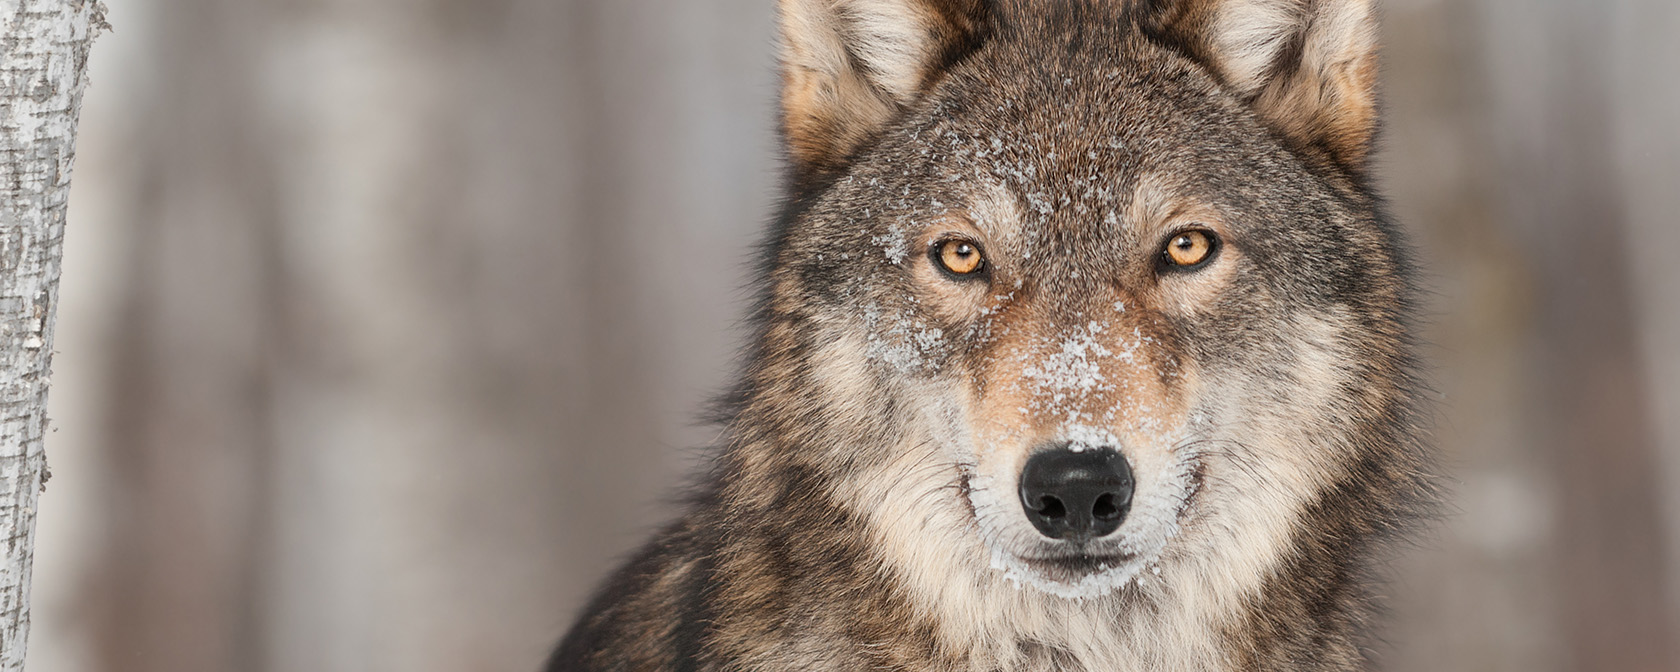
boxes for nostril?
[1035,495,1067,520]
[1092,493,1119,521]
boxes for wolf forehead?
[788,28,1375,257]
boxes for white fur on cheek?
[1173,312,1365,618]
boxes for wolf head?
[731,0,1423,614]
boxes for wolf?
[549,0,1431,670]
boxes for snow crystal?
[862,302,945,373]
[871,231,909,265]
[1021,323,1113,397]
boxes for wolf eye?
[932,238,986,277]
[1160,229,1218,270]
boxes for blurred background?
[25,0,1680,670]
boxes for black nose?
[1019,445,1134,541]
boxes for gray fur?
[549,1,1431,670]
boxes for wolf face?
[554,1,1428,669]
[771,0,1411,605]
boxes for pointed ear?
[1151,0,1380,173]
[778,0,988,177]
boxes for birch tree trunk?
[0,0,104,668]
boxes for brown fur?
[549,1,1430,670]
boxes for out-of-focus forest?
[29,0,1680,670]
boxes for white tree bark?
[0,0,103,668]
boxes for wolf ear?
[1149,0,1379,172]
[778,0,988,177]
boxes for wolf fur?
[549,0,1431,670]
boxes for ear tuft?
[1158,0,1380,173]
[778,0,987,178]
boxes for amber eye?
[1161,229,1218,269]
[933,238,986,277]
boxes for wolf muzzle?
[1018,445,1135,542]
